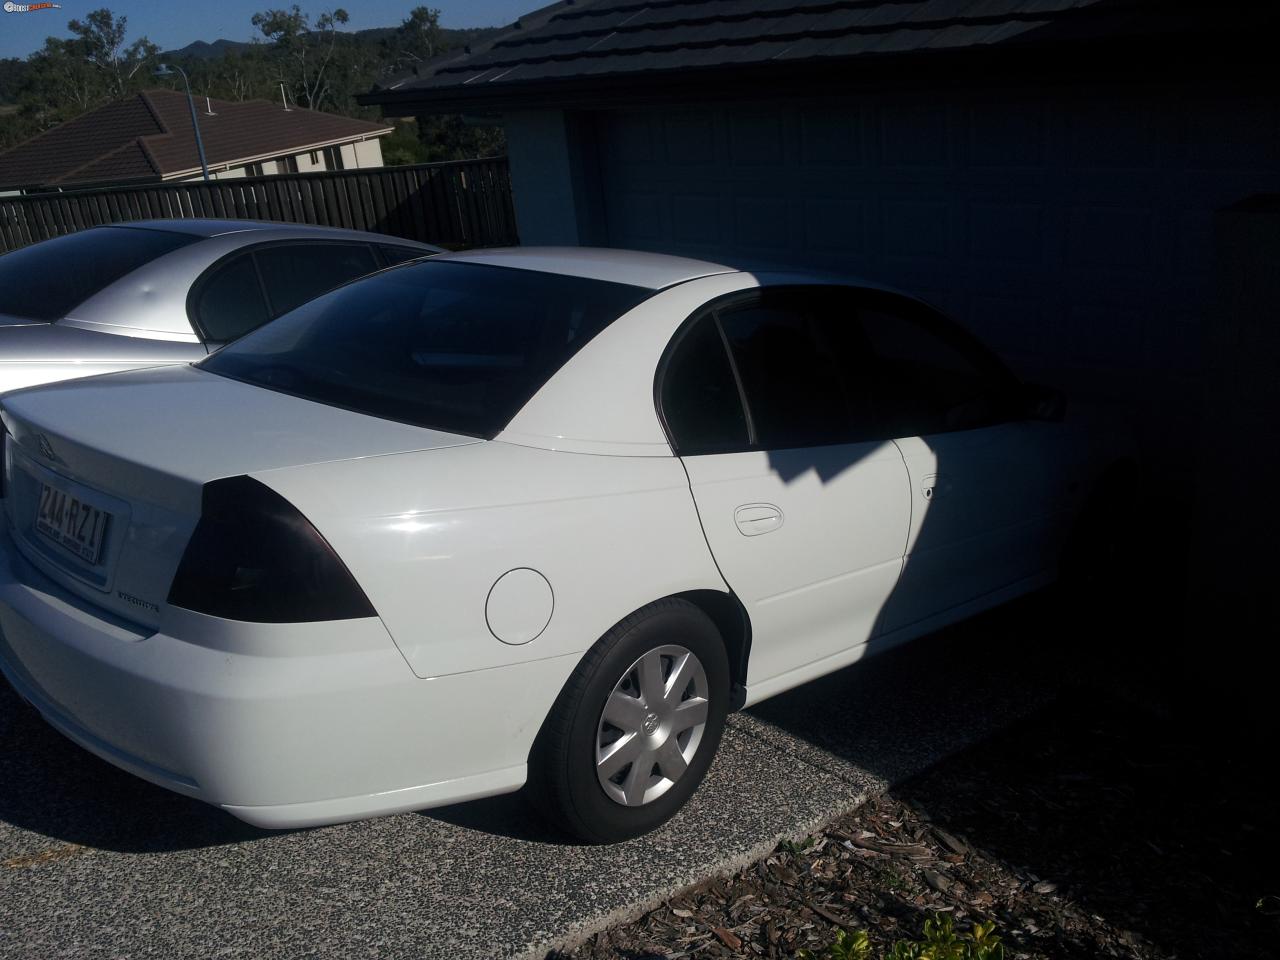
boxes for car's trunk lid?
[1,364,479,628]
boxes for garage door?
[594,91,1279,471]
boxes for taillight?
[167,476,375,623]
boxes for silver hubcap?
[595,644,710,807]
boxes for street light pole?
[156,63,210,183]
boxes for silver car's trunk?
[0,322,203,393]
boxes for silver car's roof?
[44,222,438,341]
[436,246,739,290]
[113,219,434,244]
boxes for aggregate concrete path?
[0,595,1068,960]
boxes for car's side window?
[192,253,271,343]
[717,293,853,450]
[661,314,749,454]
[254,242,379,318]
[853,293,1021,436]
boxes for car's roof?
[436,246,739,290]
[107,219,436,246]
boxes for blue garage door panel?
[595,92,1280,423]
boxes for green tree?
[384,7,444,71]
[415,112,506,163]
[67,8,159,99]
[251,5,350,110]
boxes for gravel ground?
[551,688,1279,960]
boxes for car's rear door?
[660,288,912,691]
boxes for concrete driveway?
[0,594,1069,960]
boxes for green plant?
[778,835,817,857]
[798,916,1004,960]
[875,867,909,891]
[797,928,872,960]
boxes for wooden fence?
[0,157,517,254]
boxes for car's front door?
[845,291,1075,635]
[660,290,912,691]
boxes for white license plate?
[35,481,112,565]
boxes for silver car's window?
[0,226,200,322]
[192,253,271,343]
[199,260,652,438]
[255,242,379,318]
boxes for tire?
[527,598,730,843]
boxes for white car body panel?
[257,440,728,679]
[884,425,1082,633]
[438,245,737,288]
[1,365,477,628]
[681,442,911,686]
[497,273,760,457]
[0,531,571,827]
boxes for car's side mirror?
[1018,382,1067,422]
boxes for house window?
[309,150,320,165]
[245,162,264,177]
[322,146,345,171]
[281,155,299,173]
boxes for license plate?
[35,481,111,565]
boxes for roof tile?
[367,0,1264,108]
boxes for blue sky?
[0,1,533,59]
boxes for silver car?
[0,220,440,393]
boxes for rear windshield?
[0,226,200,321]
[199,260,653,437]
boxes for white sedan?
[0,248,1126,842]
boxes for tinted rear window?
[0,227,200,321]
[199,260,652,437]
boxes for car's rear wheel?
[527,598,729,843]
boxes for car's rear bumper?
[0,519,568,828]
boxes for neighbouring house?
[362,0,1280,495]
[0,89,392,195]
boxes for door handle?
[735,503,784,537]
[920,474,952,501]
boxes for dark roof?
[363,0,1277,113]
[0,90,392,191]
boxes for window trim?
[653,303,754,457]
[654,284,1027,457]
[374,243,433,269]
[654,289,770,457]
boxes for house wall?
[295,150,325,172]
[504,110,599,245]
[510,84,1279,490]
[172,138,386,182]
[354,139,384,168]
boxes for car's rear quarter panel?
[254,440,730,681]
